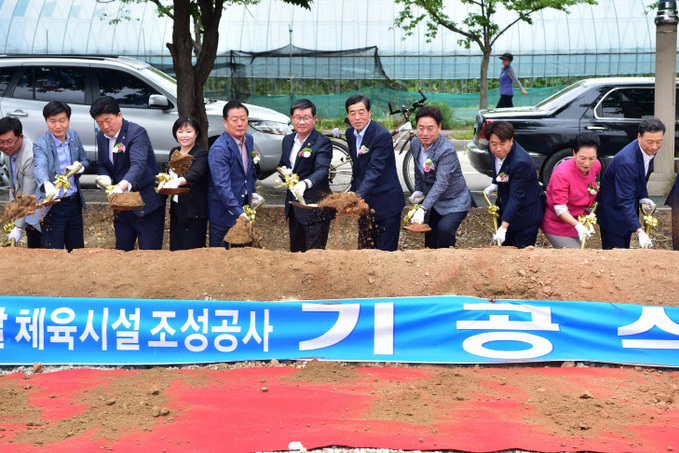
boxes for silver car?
[0,55,292,188]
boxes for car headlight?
[249,120,292,135]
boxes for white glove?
[638,231,653,248]
[280,166,293,177]
[164,178,181,189]
[639,198,656,214]
[96,175,112,188]
[239,212,251,223]
[409,191,424,204]
[168,168,178,179]
[331,127,342,138]
[293,181,307,201]
[574,222,591,242]
[492,226,507,244]
[484,184,499,197]
[112,180,132,194]
[44,181,61,199]
[250,193,264,208]
[411,207,426,224]
[65,161,85,174]
[7,226,22,243]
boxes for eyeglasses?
[0,138,18,147]
[292,116,314,123]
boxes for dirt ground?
[1,205,679,449]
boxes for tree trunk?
[479,50,491,110]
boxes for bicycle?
[388,90,428,193]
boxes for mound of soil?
[319,192,371,216]
[224,216,263,247]
[1,193,38,224]
[107,192,144,211]
[168,150,193,176]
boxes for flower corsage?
[300,147,312,158]
[424,158,434,172]
[251,150,261,165]
[113,143,126,153]
[358,145,369,155]
[587,181,599,195]
[497,172,509,183]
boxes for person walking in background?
[164,116,209,251]
[33,101,89,251]
[598,118,664,249]
[207,101,264,248]
[279,99,335,252]
[483,121,545,248]
[497,52,528,108]
[345,94,405,251]
[541,132,602,248]
[90,96,167,251]
[408,106,473,248]
[0,116,41,247]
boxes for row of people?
[483,118,668,249]
[0,94,672,252]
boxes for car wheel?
[329,139,352,192]
[541,149,573,186]
[0,162,9,190]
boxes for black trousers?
[114,206,165,251]
[601,229,632,250]
[169,205,207,251]
[26,225,41,249]
[40,196,84,252]
[497,94,514,108]
[504,223,540,249]
[358,213,401,251]
[288,208,331,252]
[424,208,468,249]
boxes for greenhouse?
[0,0,672,117]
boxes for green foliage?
[427,100,455,129]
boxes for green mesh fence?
[207,85,568,122]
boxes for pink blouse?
[541,158,601,237]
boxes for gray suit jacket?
[412,134,472,215]
[3,136,41,229]
[33,130,89,215]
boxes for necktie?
[239,140,248,170]
[355,132,363,157]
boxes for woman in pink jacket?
[541,132,601,248]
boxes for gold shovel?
[483,190,502,246]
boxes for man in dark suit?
[33,101,90,251]
[483,121,545,248]
[90,96,166,251]
[207,101,263,248]
[599,117,665,249]
[278,99,335,252]
[345,94,405,251]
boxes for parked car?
[0,55,293,189]
[467,77,679,185]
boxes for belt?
[60,195,79,202]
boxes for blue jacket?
[412,134,472,215]
[489,140,545,231]
[597,139,652,234]
[207,131,257,229]
[96,119,166,217]
[278,128,335,225]
[33,130,89,215]
[347,121,405,220]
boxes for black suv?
[467,77,678,184]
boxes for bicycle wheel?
[401,138,416,193]
[329,139,352,192]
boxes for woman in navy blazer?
[165,116,208,251]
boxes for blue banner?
[0,295,679,366]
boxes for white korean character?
[619,306,679,349]
[111,308,141,351]
[212,310,241,352]
[457,303,559,360]
[46,308,77,350]
[242,310,274,352]
[181,309,209,352]
[0,307,7,349]
[79,308,109,350]
[148,311,178,348]
[15,308,46,350]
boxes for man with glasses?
[345,94,405,251]
[0,116,41,247]
[90,96,166,251]
[278,99,335,252]
[33,101,89,251]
